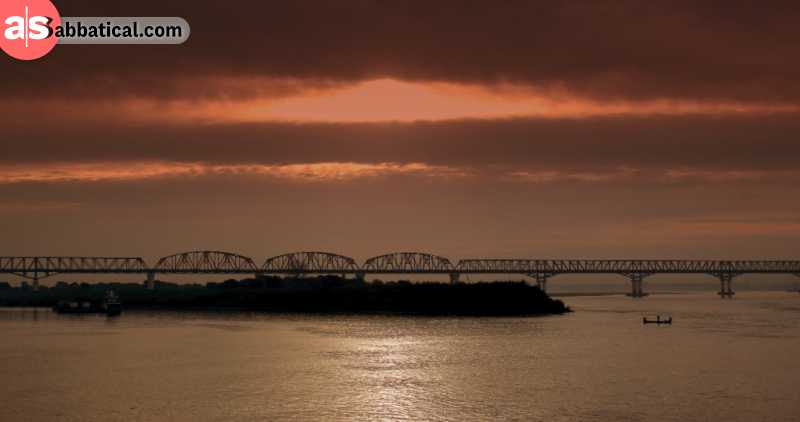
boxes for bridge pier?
[449,272,460,284]
[145,271,156,290]
[32,275,40,291]
[355,272,366,282]
[716,273,737,298]
[623,273,650,298]
[528,273,554,293]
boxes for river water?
[1,292,798,421]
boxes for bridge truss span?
[2,253,800,297]
[154,251,257,273]
[456,259,550,273]
[456,259,800,274]
[0,256,149,277]
[0,256,149,290]
[362,252,455,273]
[261,251,359,274]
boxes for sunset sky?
[2,1,800,266]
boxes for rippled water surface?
[1,292,799,421]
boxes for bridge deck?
[2,255,799,275]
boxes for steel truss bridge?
[2,251,800,298]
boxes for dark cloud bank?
[1,0,799,102]
[3,115,800,173]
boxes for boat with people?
[643,315,672,325]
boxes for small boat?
[643,315,672,325]
[103,290,122,317]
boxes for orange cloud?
[0,161,466,184]
[5,161,800,186]
[661,169,797,183]
[507,167,640,183]
[507,167,800,185]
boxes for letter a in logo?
[0,0,60,60]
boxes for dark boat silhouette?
[103,290,122,316]
[52,300,100,314]
[643,315,672,325]
[53,290,122,316]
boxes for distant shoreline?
[550,291,687,297]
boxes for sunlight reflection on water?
[1,292,799,421]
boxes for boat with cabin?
[52,290,122,316]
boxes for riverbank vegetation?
[0,277,570,316]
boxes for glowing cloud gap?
[6,79,799,125]
[151,79,800,123]
[235,79,800,123]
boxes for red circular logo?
[0,0,60,60]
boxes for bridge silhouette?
[2,251,800,298]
